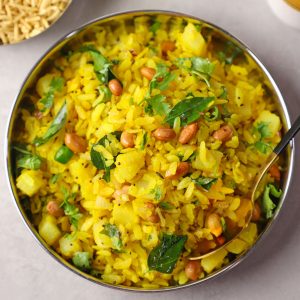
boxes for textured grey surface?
[1,0,300,299]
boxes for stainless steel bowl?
[4,10,295,292]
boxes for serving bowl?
[4,10,294,292]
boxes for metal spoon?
[190,115,300,260]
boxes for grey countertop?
[1,0,300,299]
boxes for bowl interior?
[5,11,294,291]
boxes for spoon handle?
[273,115,300,155]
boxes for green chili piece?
[54,145,74,164]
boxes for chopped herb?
[34,101,67,146]
[159,202,175,210]
[140,132,148,150]
[61,187,82,229]
[254,141,272,154]
[150,20,161,34]
[218,41,243,65]
[219,86,228,99]
[145,94,170,116]
[50,174,60,184]
[204,106,219,121]
[262,183,282,219]
[165,96,214,127]
[253,122,272,154]
[72,252,91,272]
[150,186,163,201]
[90,269,102,278]
[39,77,64,112]
[13,144,42,170]
[147,63,176,97]
[111,59,120,65]
[148,233,187,273]
[80,45,118,84]
[192,176,217,191]
[101,224,123,251]
[220,217,226,232]
[90,132,122,182]
[255,122,271,139]
[177,57,215,87]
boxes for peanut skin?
[212,125,233,142]
[47,201,64,217]
[153,128,176,141]
[120,132,135,148]
[179,123,198,144]
[165,162,190,179]
[140,67,156,80]
[65,133,87,153]
[108,79,123,96]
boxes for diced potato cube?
[180,23,206,56]
[201,248,227,273]
[255,110,281,138]
[16,170,44,196]
[113,150,145,183]
[39,215,61,246]
[226,238,248,254]
[112,202,139,228]
[59,235,82,258]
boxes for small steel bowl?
[4,10,295,292]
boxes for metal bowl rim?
[4,9,295,293]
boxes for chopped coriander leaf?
[61,188,82,229]
[101,224,123,251]
[220,217,226,232]
[192,176,217,191]
[204,106,219,121]
[72,252,92,272]
[13,144,43,170]
[150,20,161,34]
[177,57,215,87]
[145,94,170,116]
[50,174,60,184]
[150,186,163,201]
[255,122,271,139]
[39,77,64,112]
[254,141,272,154]
[159,202,175,210]
[218,41,243,65]
[262,183,282,219]
[140,132,148,150]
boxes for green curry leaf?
[148,233,187,273]
[34,101,67,146]
[165,97,214,127]
[192,176,217,191]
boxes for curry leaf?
[39,77,64,112]
[262,183,282,219]
[140,132,148,150]
[34,101,67,146]
[101,224,123,251]
[72,252,92,272]
[165,97,214,127]
[80,45,117,84]
[148,233,187,273]
[150,20,161,34]
[192,176,217,191]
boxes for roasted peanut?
[216,235,226,246]
[145,202,160,223]
[165,162,190,179]
[34,110,43,120]
[178,123,198,144]
[251,202,261,222]
[212,125,233,142]
[140,67,156,80]
[269,164,281,181]
[65,133,87,153]
[153,128,176,141]
[185,261,202,281]
[46,201,64,217]
[206,213,222,237]
[121,132,135,148]
[161,40,176,55]
[113,185,130,200]
[108,79,123,96]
